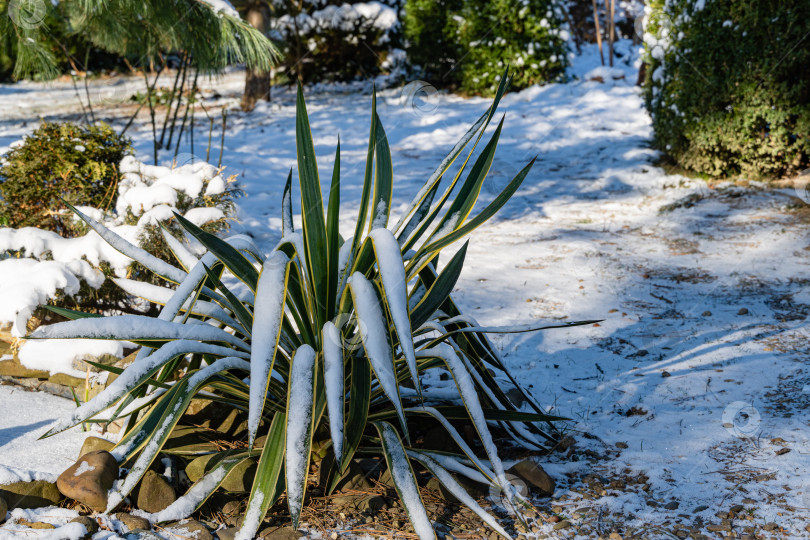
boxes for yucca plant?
[35,71,594,539]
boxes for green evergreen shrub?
[403,0,569,95]
[643,0,810,179]
[0,122,132,236]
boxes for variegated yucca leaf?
[35,70,599,538]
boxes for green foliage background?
[403,0,569,95]
[643,0,810,179]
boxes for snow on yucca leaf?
[322,321,345,464]
[407,450,513,540]
[348,271,408,437]
[374,421,435,540]
[285,345,317,528]
[248,250,291,448]
[369,227,420,392]
[38,72,597,537]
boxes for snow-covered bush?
[36,77,588,537]
[116,155,238,286]
[403,0,569,95]
[0,122,131,236]
[272,0,403,83]
[0,151,238,336]
[643,0,810,179]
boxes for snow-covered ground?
[1,42,809,538]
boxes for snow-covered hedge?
[403,0,570,95]
[271,0,404,83]
[642,0,810,179]
[0,155,238,338]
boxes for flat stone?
[117,512,151,532]
[333,493,387,513]
[505,387,527,407]
[0,480,62,508]
[258,525,303,539]
[165,519,214,540]
[334,460,372,492]
[57,450,118,511]
[507,460,555,496]
[217,527,239,540]
[0,355,48,378]
[125,529,164,539]
[70,516,99,535]
[79,436,115,458]
[48,373,85,388]
[136,470,176,513]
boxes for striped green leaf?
[373,421,436,540]
[236,411,287,540]
[295,83,329,327]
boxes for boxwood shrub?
[643,0,810,179]
[0,122,131,235]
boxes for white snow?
[285,344,316,522]
[277,2,397,37]
[377,422,434,540]
[416,345,511,493]
[0,152,233,341]
[183,207,226,227]
[235,491,264,540]
[0,386,99,481]
[105,356,249,512]
[348,272,407,432]
[19,338,123,378]
[198,0,239,18]
[408,450,512,539]
[369,228,419,390]
[72,461,95,476]
[248,250,290,445]
[31,315,249,351]
[46,340,247,437]
[322,321,344,464]
[0,37,809,538]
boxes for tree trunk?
[241,4,271,112]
